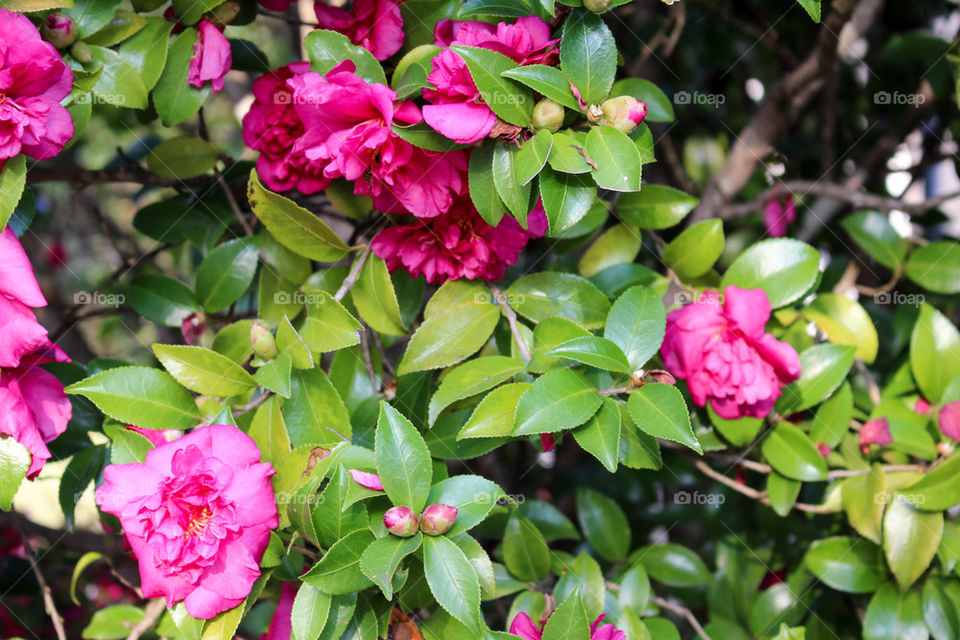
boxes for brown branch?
[14,511,67,640]
[333,244,372,302]
[649,596,712,640]
[490,285,531,363]
[27,165,209,188]
[126,598,165,640]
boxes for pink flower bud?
[939,401,960,441]
[42,13,78,49]
[859,417,892,454]
[916,397,931,415]
[600,96,648,134]
[540,433,556,452]
[348,469,384,491]
[250,323,277,360]
[181,312,205,346]
[816,442,831,458]
[532,99,564,133]
[384,506,419,537]
[420,503,458,536]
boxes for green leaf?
[803,536,886,593]
[841,211,907,270]
[662,219,725,279]
[883,494,943,590]
[615,185,698,229]
[152,345,257,397]
[585,125,643,192]
[291,584,331,640]
[427,475,505,535]
[810,381,853,448]
[82,605,145,640]
[572,397,621,472]
[897,454,960,511]
[300,292,362,353]
[628,383,701,453]
[391,122,469,152]
[451,45,533,126]
[910,304,960,403]
[422,535,483,634]
[514,369,602,436]
[254,353,292,398]
[248,396,290,465]
[761,423,828,481]
[632,543,711,587]
[127,274,199,328]
[905,241,960,294]
[797,0,821,22]
[0,437,30,511]
[147,137,218,179]
[604,285,666,370]
[502,65,581,110]
[64,0,119,37]
[503,512,551,581]
[468,141,506,226]
[153,29,210,126]
[360,533,422,600]
[803,293,879,364]
[66,366,200,430]
[0,155,26,232]
[302,529,375,594]
[708,406,763,448]
[195,238,259,313]
[547,336,631,373]
[392,43,441,98]
[311,467,369,547]
[548,131,594,175]
[397,291,499,375]
[507,272,611,330]
[610,78,675,123]
[117,17,173,91]
[458,382,531,440]
[863,584,927,640]
[578,223,642,277]
[493,142,533,223]
[777,344,856,414]
[105,422,153,464]
[284,368,352,447]
[539,168,596,235]
[766,471,801,517]
[59,445,107,529]
[578,488,630,561]
[351,254,406,336]
[542,594,592,640]
[375,403,433,512]
[428,356,524,426]
[248,169,351,262]
[560,10,616,104]
[721,238,821,308]
[303,28,386,84]
[277,317,314,369]
[842,464,886,543]
[515,130,554,186]
[923,580,960,640]
[87,45,148,109]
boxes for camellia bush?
[2,0,960,638]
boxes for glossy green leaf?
[351,253,406,336]
[539,168,595,235]
[469,140,506,226]
[291,584,331,640]
[761,423,828,481]
[507,272,610,330]
[127,274,199,328]
[195,238,259,313]
[302,529,375,594]
[398,296,499,376]
[0,155,26,232]
[897,454,960,511]
[662,219,724,279]
[604,285,666,370]
[841,211,907,270]
[766,471,801,517]
[616,185,698,229]
[502,65,581,110]
[147,137,217,179]
[0,437,29,511]
[154,29,210,126]
[585,125,643,192]
[360,533,422,600]
[842,464,886,543]
[721,238,821,308]
[883,494,943,590]
[803,293,879,363]
[283,368,352,447]
[304,28,386,84]
[560,10,616,104]
[248,396,290,465]
[910,304,960,403]
[628,383,701,453]
[632,543,710,587]
[548,131,594,174]
[87,45,148,109]
[611,78,675,123]
[452,45,532,126]
[514,369,602,435]
[504,512,551,581]
[254,353,292,398]
[423,535,483,634]
[515,130,554,186]
[458,382,531,439]
[375,403,433,512]
[578,223,642,277]
[117,17,172,91]
[493,142,533,223]
[905,242,960,293]
[541,594,591,640]
[152,345,257,397]
[863,584,927,640]
[572,397,621,472]
[777,344,856,414]
[803,536,886,593]
[578,488,630,561]
[547,336,631,373]
[428,356,524,425]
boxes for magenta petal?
[509,612,543,640]
[349,469,384,491]
[723,286,771,337]
[0,227,46,307]
[422,102,496,144]
[939,401,960,441]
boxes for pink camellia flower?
[242,62,331,195]
[424,16,559,144]
[0,9,74,172]
[763,194,797,238]
[509,612,625,640]
[384,505,419,537]
[660,286,802,420]
[0,228,52,368]
[372,198,547,284]
[420,503,458,535]
[939,401,960,441]
[94,425,278,619]
[859,417,892,454]
[348,468,384,491]
[188,20,232,92]
[315,0,404,61]
[360,145,468,218]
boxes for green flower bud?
[250,322,278,360]
[531,99,565,133]
[584,0,612,12]
[70,41,93,65]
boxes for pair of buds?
[384,503,459,537]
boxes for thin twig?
[359,328,381,393]
[649,596,712,640]
[216,169,254,237]
[14,511,67,640]
[126,598,165,640]
[490,285,531,363]
[599,387,632,396]
[334,244,372,302]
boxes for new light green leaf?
[152,345,257,396]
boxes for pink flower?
[939,401,960,441]
[259,581,296,640]
[242,63,330,195]
[509,613,625,640]
[372,197,547,284]
[314,0,404,61]
[763,194,796,238]
[348,469,384,491]
[188,20,232,93]
[424,17,559,144]
[95,425,278,619]
[660,286,802,420]
[0,228,51,368]
[125,425,170,448]
[360,144,468,218]
[859,417,892,454]
[0,9,74,171]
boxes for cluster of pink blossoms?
[0,9,74,171]
[0,228,72,479]
[243,11,558,283]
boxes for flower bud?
[420,503,458,536]
[206,0,241,28]
[601,96,649,134]
[583,0,612,12]
[250,323,278,360]
[181,312,205,346]
[42,13,78,49]
[859,417,892,455]
[531,99,564,133]
[70,41,93,65]
[939,400,960,441]
[384,506,419,537]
